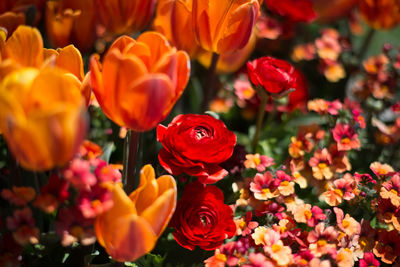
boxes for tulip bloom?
[90,31,190,131]
[0,68,87,171]
[312,0,357,22]
[45,0,96,52]
[358,0,400,30]
[95,0,156,36]
[95,165,177,262]
[0,26,90,103]
[197,31,257,73]
[153,0,201,58]
[192,0,260,54]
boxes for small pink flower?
[334,173,357,201]
[76,183,114,219]
[55,207,96,246]
[6,207,39,246]
[359,252,380,267]
[1,186,36,206]
[244,154,274,172]
[93,160,122,184]
[334,207,361,237]
[354,172,376,184]
[250,172,281,200]
[332,124,361,151]
[234,76,255,102]
[307,99,342,115]
[309,148,333,180]
[34,174,69,213]
[63,158,96,190]
[243,253,274,267]
[370,162,395,177]
[235,212,259,237]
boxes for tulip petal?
[54,45,85,81]
[217,1,259,53]
[4,25,43,67]
[137,32,171,68]
[193,0,212,51]
[156,174,176,195]
[45,1,79,48]
[141,187,176,237]
[0,12,25,37]
[27,69,83,112]
[96,214,157,262]
[152,50,190,99]
[129,165,159,213]
[121,74,174,131]
[95,49,148,127]
[109,35,136,53]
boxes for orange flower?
[0,68,87,171]
[313,0,357,22]
[197,30,257,73]
[90,32,190,131]
[95,0,156,36]
[153,0,201,58]
[45,0,96,52]
[0,11,25,36]
[0,26,91,103]
[0,0,45,36]
[358,0,400,29]
[95,165,177,262]
[192,0,260,54]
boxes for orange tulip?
[0,25,91,104]
[197,30,257,73]
[153,0,201,58]
[45,0,96,52]
[0,68,87,171]
[312,0,357,22]
[192,0,260,54]
[0,0,45,35]
[95,165,177,262]
[0,12,25,36]
[95,0,156,36]
[90,31,190,131]
[358,0,400,30]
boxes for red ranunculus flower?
[265,0,317,22]
[157,114,236,184]
[247,56,297,95]
[170,181,236,250]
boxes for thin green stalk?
[201,52,220,112]
[252,91,269,153]
[122,130,140,192]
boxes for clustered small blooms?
[292,28,350,82]
[1,140,122,249]
[2,0,400,266]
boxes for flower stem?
[252,90,269,153]
[122,130,140,192]
[201,52,220,112]
[358,28,375,60]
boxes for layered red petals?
[247,56,297,94]
[157,114,236,184]
[170,181,236,250]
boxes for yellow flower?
[0,68,87,171]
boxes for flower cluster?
[292,28,350,82]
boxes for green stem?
[252,91,269,153]
[358,28,375,60]
[122,130,140,192]
[201,52,220,112]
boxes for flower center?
[194,127,210,140]
[341,137,351,144]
